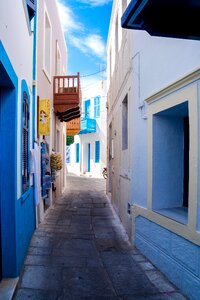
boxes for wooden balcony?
[53,73,81,121]
[66,117,81,136]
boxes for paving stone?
[13,175,187,300]
[106,265,158,296]
[14,288,59,300]
[24,255,86,267]
[62,267,115,297]
[139,261,156,271]
[132,254,147,263]
[27,246,52,256]
[19,266,62,290]
[145,270,177,293]
[101,252,141,268]
[123,292,188,299]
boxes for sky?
[56,0,113,91]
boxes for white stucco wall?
[67,80,107,178]
[0,0,34,199]
[36,0,67,221]
[106,0,200,238]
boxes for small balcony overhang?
[66,117,81,136]
[57,106,81,122]
[78,118,96,135]
[121,0,200,40]
[54,73,81,122]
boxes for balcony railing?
[78,118,96,135]
[66,117,81,136]
[53,73,81,122]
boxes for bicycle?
[102,167,108,179]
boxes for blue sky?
[56,0,112,89]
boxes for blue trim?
[76,143,80,163]
[94,96,100,119]
[79,118,96,134]
[84,99,91,119]
[95,141,100,163]
[0,41,18,277]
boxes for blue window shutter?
[95,141,100,163]
[84,100,90,119]
[94,96,100,118]
[76,143,80,163]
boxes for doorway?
[88,143,90,172]
[0,88,2,281]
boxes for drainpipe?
[32,1,38,226]
[32,1,38,147]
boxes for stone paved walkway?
[13,174,188,300]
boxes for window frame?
[94,96,100,118]
[122,94,128,150]
[21,87,30,194]
[146,84,198,228]
[43,5,52,82]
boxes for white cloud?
[78,0,112,6]
[56,0,83,32]
[85,34,105,57]
[56,0,106,60]
[70,34,106,60]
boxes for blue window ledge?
[79,118,96,134]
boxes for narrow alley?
[13,174,187,300]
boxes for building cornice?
[145,67,200,105]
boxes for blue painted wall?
[153,115,184,209]
[135,216,200,300]
[0,41,18,277]
[0,42,35,277]
[197,83,200,231]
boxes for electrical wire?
[80,68,106,78]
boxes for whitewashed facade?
[107,1,200,299]
[67,80,107,178]
[36,0,67,223]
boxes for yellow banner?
[38,99,50,136]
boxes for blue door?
[88,143,90,172]
[0,88,2,281]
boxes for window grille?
[22,92,29,193]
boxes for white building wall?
[36,0,67,223]
[67,80,107,178]
[106,0,200,238]
[0,0,34,199]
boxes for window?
[115,14,119,56]
[84,100,90,119]
[56,129,60,152]
[76,143,80,163]
[22,92,29,193]
[66,146,70,163]
[25,0,36,21]
[122,95,128,150]
[94,96,100,118]
[43,9,52,80]
[152,102,189,223]
[55,41,61,76]
[109,48,112,80]
[95,141,100,163]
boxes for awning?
[121,0,200,40]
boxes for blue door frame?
[88,143,90,172]
[0,42,35,278]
